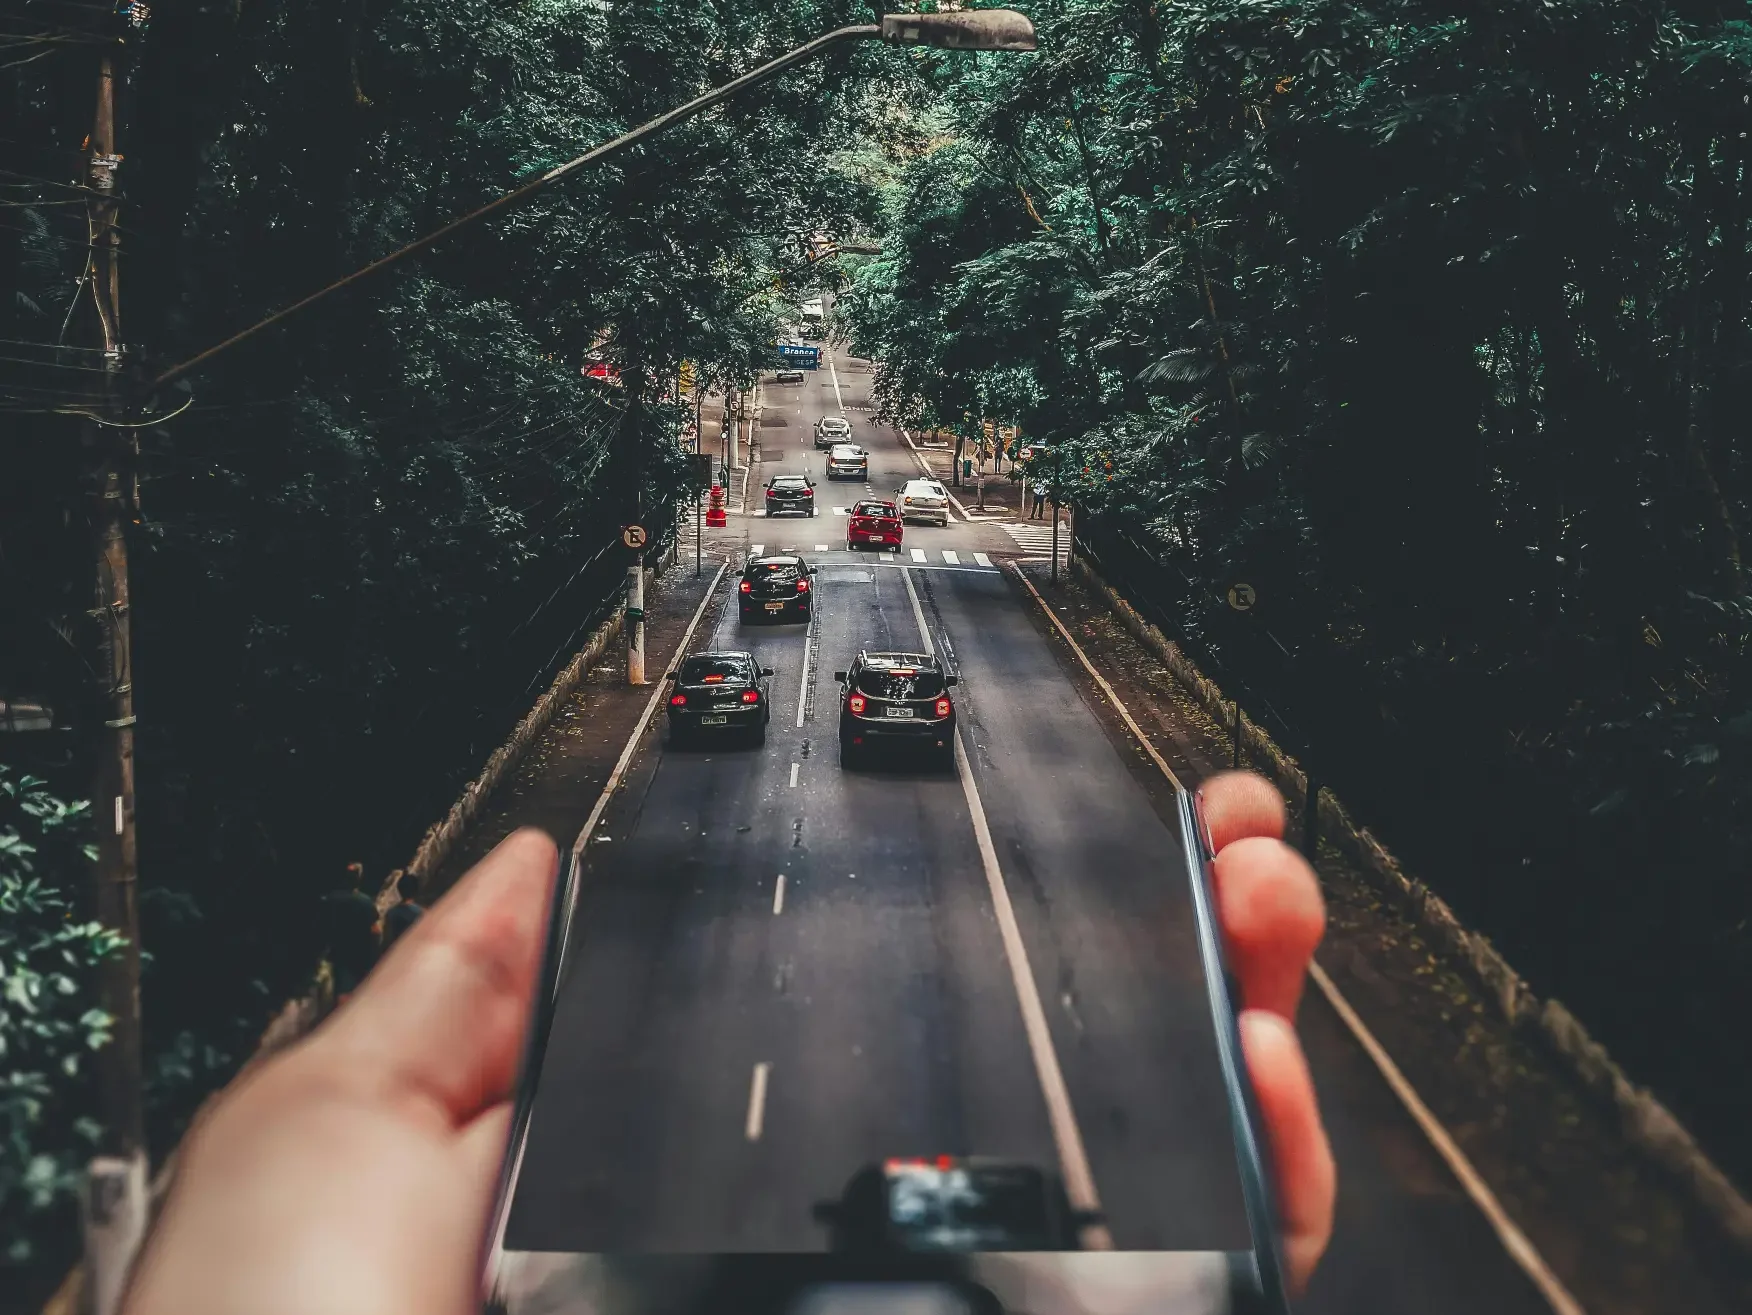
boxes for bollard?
[82,1153,147,1315]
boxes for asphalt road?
[502,346,1558,1315]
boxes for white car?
[827,444,868,480]
[897,478,951,527]
[814,415,852,450]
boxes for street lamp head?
[880,9,1038,52]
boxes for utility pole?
[82,49,149,1315]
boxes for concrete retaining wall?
[1069,553,1752,1251]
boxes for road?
[500,346,1559,1314]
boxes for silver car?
[827,443,868,480]
[814,415,852,449]
[897,478,950,526]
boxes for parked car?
[775,367,806,384]
[665,651,774,746]
[897,478,951,527]
[826,444,868,480]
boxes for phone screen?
[481,706,1289,1315]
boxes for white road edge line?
[827,349,846,414]
[745,1062,771,1141]
[795,633,813,729]
[1009,565,1586,1315]
[773,874,786,916]
[898,566,1112,1251]
[789,762,800,788]
[490,555,729,1279]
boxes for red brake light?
[797,579,809,593]
[740,689,760,704]
[936,1155,954,1170]
[703,674,725,682]
[740,580,752,593]
[935,697,952,717]
[849,694,867,715]
[669,693,687,707]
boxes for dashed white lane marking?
[910,548,927,563]
[942,549,960,565]
[973,552,992,567]
[814,543,829,551]
[789,762,800,788]
[897,565,1110,1250]
[773,874,786,916]
[745,1062,771,1141]
[795,634,813,729]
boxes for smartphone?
[480,784,1292,1315]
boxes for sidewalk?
[427,548,732,897]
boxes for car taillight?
[741,689,760,704]
[935,697,952,717]
[797,579,809,593]
[740,580,752,593]
[766,489,776,497]
[849,694,867,714]
[670,693,687,707]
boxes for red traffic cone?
[705,483,728,527]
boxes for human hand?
[1199,771,1335,1293]
[122,827,560,1315]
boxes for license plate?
[700,715,728,725]
[885,706,915,719]
[765,602,785,611]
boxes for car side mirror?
[944,674,958,687]
[665,671,677,680]
[833,671,847,684]
[760,667,775,677]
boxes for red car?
[845,499,904,551]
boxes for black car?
[834,651,957,768]
[764,474,817,517]
[813,1158,1100,1254]
[665,651,773,746]
[739,553,816,624]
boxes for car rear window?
[886,1169,1054,1248]
[854,502,897,517]
[772,477,809,489]
[856,667,945,700]
[678,656,750,683]
[749,560,801,581]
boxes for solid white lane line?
[942,549,960,565]
[1010,567,1584,1310]
[973,552,992,567]
[745,1062,771,1141]
[828,350,846,413]
[789,762,800,788]
[897,567,1108,1247]
[773,874,786,915]
[795,634,813,729]
[910,548,927,563]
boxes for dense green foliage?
[0,769,120,1263]
[846,0,1752,1185]
[1,0,896,1269]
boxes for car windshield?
[856,665,944,700]
[677,656,749,684]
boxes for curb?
[1064,553,1752,1253]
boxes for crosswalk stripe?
[910,548,927,563]
[973,552,992,567]
[833,507,849,516]
[750,544,764,555]
[814,544,829,551]
[942,549,960,565]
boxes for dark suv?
[739,553,815,624]
[813,1157,1099,1254]
[765,475,816,517]
[834,651,957,768]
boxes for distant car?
[764,474,816,517]
[814,415,852,449]
[897,478,951,527]
[739,553,816,624]
[834,650,957,769]
[665,651,773,746]
[826,444,868,480]
[846,499,902,551]
[813,1157,1099,1254]
[775,367,806,384]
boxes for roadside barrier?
[1067,552,1752,1253]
